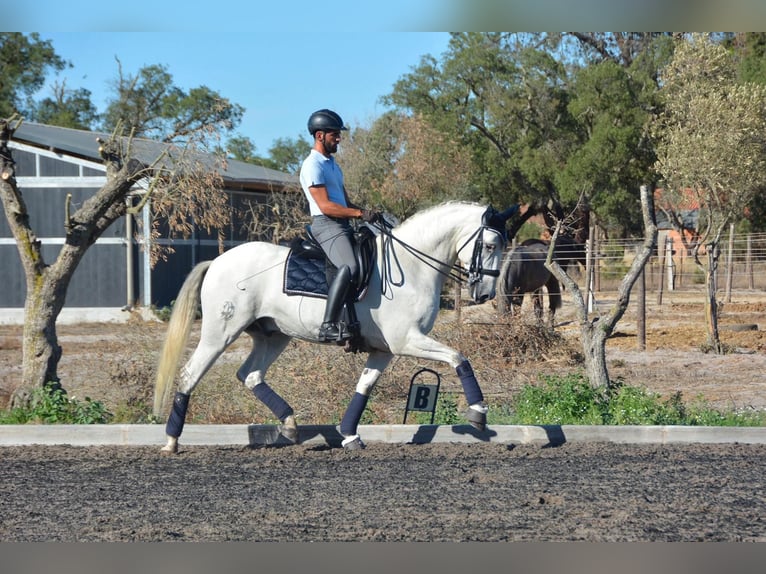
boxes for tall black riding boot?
[319,265,352,342]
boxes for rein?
[370,216,504,298]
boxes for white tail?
[152,261,212,418]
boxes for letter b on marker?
[407,384,438,412]
[414,386,431,409]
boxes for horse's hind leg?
[162,339,230,454]
[546,277,562,329]
[533,289,544,323]
[237,331,297,443]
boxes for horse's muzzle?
[474,289,496,304]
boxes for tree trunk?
[15,276,66,405]
[1,119,138,407]
[12,257,81,406]
[705,243,723,353]
[546,185,658,388]
[581,321,611,387]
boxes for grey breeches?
[310,215,359,280]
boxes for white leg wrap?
[355,367,381,396]
[469,402,488,414]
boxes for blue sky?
[37,32,451,155]
[17,2,766,154]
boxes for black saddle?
[283,225,377,300]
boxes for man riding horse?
[299,109,380,343]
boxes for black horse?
[497,236,586,328]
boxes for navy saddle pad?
[283,247,328,298]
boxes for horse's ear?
[499,205,519,221]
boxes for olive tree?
[651,34,766,353]
[1,117,231,406]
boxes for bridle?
[373,206,509,297]
[461,224,506,287]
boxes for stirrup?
[318,321,353,343]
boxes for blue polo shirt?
[300,149,347,216]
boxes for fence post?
[666,236,675,292]
[747,234,754,290]
[656,233,665,305]
[725,223,734,303]
[637,264,646,351]
[586,226,595,313]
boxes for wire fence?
[590,231,766,296]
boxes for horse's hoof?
[465,403,487,432]
[279,424,299,444]
[341,435,366,451]
[160,437,179,455]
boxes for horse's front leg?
[338,352,393,450]
[396,333,488,431]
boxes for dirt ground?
[1,441,765,541]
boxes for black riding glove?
[360,209,380,223]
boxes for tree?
[384,32,672,240]
[547,185,657,387]
[102,60,244,148]
[340,112,473,219]
[385,33,573,211]
[1,117,232,406]
[651,34,766,353]
[259,136,310,175]
[560,34,673,237]
[727,33,766,232]
[0,33,67,119]
[30,80,100,129]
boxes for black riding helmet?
[307,109,348,135]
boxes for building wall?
[0,142,131,309]
[2,141,277,311]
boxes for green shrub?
[509,373,766,427]
[604,386,685,425]
[513,373,606,425]
[0,385,112,424]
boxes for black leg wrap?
[252,383,294,421]
[456,360,484,405]
[340,392,369,436]
[166,392,190,438]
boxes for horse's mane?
[395,201,484,232]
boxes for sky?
[36,32,451,155]
[15,1,766,154]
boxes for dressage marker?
[403,368,441,424]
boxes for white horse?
[153,201,517,453]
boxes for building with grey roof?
[1,122,299,324]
